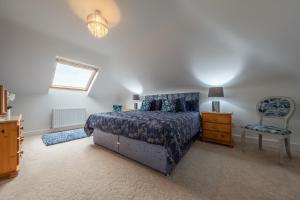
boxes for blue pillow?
[149,100,156,111]
[175,97,186,112]
[161,99,176,112]
[155,99,163,110]
[140,100,151,111]
[112,105,122,112]
[185,100,198,111]
[150,99,163,111]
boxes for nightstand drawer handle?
[1,129,4,134]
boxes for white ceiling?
[1,0,300,96]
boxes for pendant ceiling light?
[87,10,108,38]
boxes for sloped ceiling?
[0,0,300,97]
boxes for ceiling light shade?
[87,10,108,38]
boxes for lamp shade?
[208,87,224,97]
[132,94,140,100]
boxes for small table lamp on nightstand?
[208,87,224,112]
[132,94,140,110]
[7,92,16,119]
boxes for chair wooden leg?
[241,129,246,152]
[279,139,285,164]
[284,136,292,159]
[259,134,263,151]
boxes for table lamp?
[208,87,224,112]
[132,94,140,110]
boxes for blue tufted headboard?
[144,92,200,111]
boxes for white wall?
[0,20,121,132]
[10,91,115,132]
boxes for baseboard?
[24,124,85,136]
[232,127,300,154]
[24,125,300,153]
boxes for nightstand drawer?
[203,130,231,142]
[203,122,231,133]
[202,113,231,124]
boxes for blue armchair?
[241,96,295,164]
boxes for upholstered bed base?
[93,128,170,175]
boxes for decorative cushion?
[140,100,151,111]
[257,97,291,117]
[161,99,176,112]
[185,100,198,111]
[149,100,156,111]
[112,105,122,112]
[150,99,163,111]
[242,124,291,135]
[175,97,186,112]
[154,99,163,110]
[144,92,200,112]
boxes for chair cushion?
[242,124,291,135]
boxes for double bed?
[84,93,201,175]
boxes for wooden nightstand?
[201,112,233,147]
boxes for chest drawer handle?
[1,129,4,134]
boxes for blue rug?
[41,128,87,146]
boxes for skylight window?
[51,57,99,91]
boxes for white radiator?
[52,108,87,129]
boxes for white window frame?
[50,57,99,91]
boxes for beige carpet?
[0,135,300,200]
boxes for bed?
[84,92,201,175]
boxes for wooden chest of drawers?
[201,112,233,147]
[0,115,24,178]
